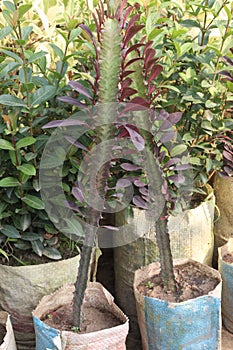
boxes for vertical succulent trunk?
[72,18,122,327]
[129,54,177,295]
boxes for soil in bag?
[138,262,220,302]
[41,303,123,333]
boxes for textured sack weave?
[213,174,233,265]
[0,255,80,350]
[134,259,222,350]
[33,283,129,350]
[0,311,17,350]
[219,238,233,333]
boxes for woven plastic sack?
[219,238,233,333]
[0,311,17,350]
[213,174,233,265]
[0,255,80,350]
[134,259,222,350]
[33,282,129,350]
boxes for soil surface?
[138,262,219,303]
[0,324,6,345]
[223,253,233,264]
[42,303,122,333]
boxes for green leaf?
[22,194,45,210]
[0,248,9,260]
[226,81,233,93]
[180,20,201,28]
[0,177,19,187]
[69,28,82,42]
[190,157,202,165]
[21,26,33,41]
[0,225,21,238]
[17,164,36,176]
[43,247,62,260]
[30,86,56,107]
[180,42,193,56]
[206,158,212,173]
[31,240,44,256]
[20,214,31,231]
[16,136,36,149]
[18,4,32,19]
[3,1,15,13]
[0,139,14,150]
[1,49,23,64]
[171,144,187,157]
[27,51,48,64]
[0,94,27,107]
[21,232,43,241]
[49,43,64,60]
[0,26,13,39]
[63,218,84,237]
[9,150,21,165]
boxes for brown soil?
[138,262,219,303]
[0,324,6,345]
[223,253,233,264]
[42,303,122,333]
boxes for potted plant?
[113,0,233,346]
[0,1,84,348]
[32,1,222,348]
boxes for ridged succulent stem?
[72,17,122,328]
[129,53,177,295]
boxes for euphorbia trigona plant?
[44,0,191,328]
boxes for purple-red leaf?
[124,25,144,47]
[168,112,183,125]
[65,136,89,151]
[121,70,135,78]
[220,71,233,82]
[124,57,143,70]
[148,65,163,84]
[133,195,149,209]
[145,59,157,72]
[58,96,88,109]
[122,5,134,29]
[130,97,150,108]
[126,14,141,32]
[116,178,132,188]
[144,40,153,53]
[121,77,133,89]
[174,164,191,171]
[144,48,156,66]
[163,158,181,169]
[134,179,146,187]
[120,163,142,171]
[223,56,233,66]
[68,81,92,99]
[64,200,82,214]
[72,185,85,203]
[148,84,156,95]
[168,174,185,184]
[139,187,149,196]
[125,125,145,151]
[223,150,233,162]
[159,129,176,143]
[124,43,145,59]
[120,87,137,101]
